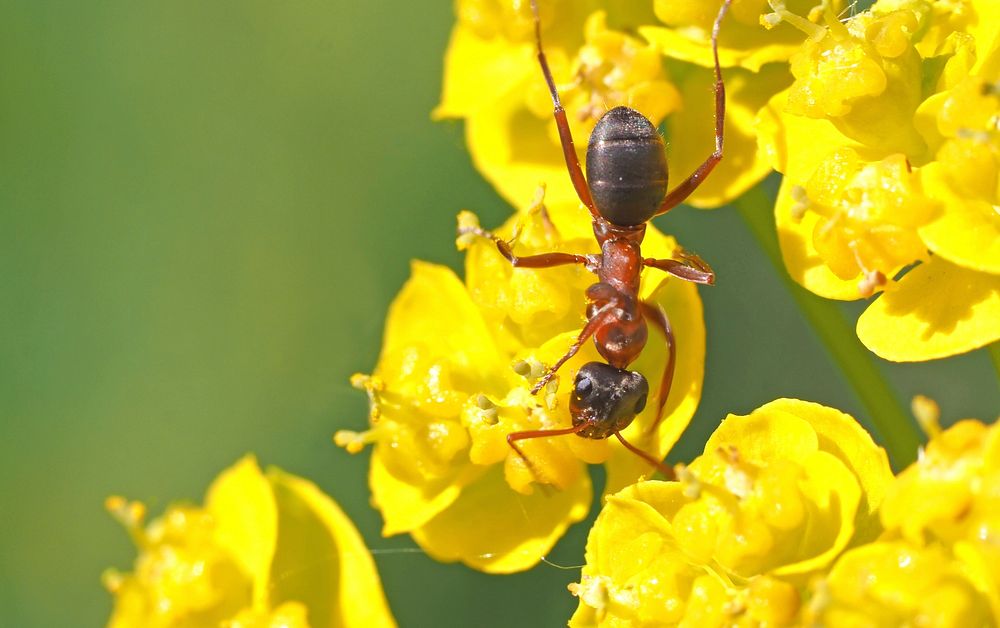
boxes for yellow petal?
[702,405,819,467]
[380,261,505,388]
[857,256,1000,361]
[465,88,584,215]
[757,90,866,181]
[770,450,861,577]
[754,399,892,542]
[370,450,483,536]
[411,464,591,573]
[206,455,278,608]
[434,25,534,119]
[267,468,397,628]
[919,161,1000,275]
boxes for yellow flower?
[337,195,707,573]
[435,0,779,210]
[103,456,395,628]
[875,407,1000,617]
[569,398,893,627]
[809,540,995,626]
[806,403,1000,625]
[758,0,1000,360]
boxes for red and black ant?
[461,0,731,481]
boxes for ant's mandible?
[461,0,731,480]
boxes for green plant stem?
[990,342,1000,383]
[735,183,921,469]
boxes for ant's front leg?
[643,247,716,285]
[529,286,619,394]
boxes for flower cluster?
[569,398,1000,626]
[759,0,1000,360]
[438,0,1000,362]
[103,456,396,628]
[336,194,707,572]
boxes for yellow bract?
[338,193,707,573]
[569,399,892,627]
[103,456,396,628]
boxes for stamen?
[857,269,886,297]
[333,429,377,454]
[912,395,941,438]
[350,373,385,422]
[455,210,484,250]
[105,496,149,547]
[762,0,827,41]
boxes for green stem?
[735,182,921,469]
[990,342,1000,382]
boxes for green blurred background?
[1,2,996,627]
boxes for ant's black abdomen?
[586,106,668,227]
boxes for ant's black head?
[585,106,668,227]
[569,361,649,440]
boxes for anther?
[857,269,886,297]
[762,0,826,41]
[790,185,809,221]
[475,394,500,425]
[512,357,545,380]
[334,429,377,454]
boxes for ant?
[461,0,730,481]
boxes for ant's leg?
[613,431,675,480]
[638,301,676,435]
[529,305,614,394]
[458,221,590,269]
[507,422,589,485]
[529,0,598,218]
[655,0,732,215]
[643,248,716,285]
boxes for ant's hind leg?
[638,301,676,435]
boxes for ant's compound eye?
[574,375,593,397]
[633,390,647,415]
